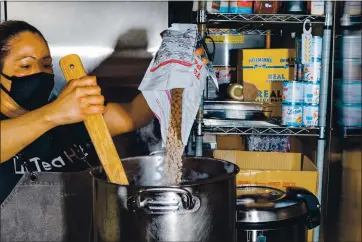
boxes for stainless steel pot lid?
[237,186,285,206]
[236,186,307,224]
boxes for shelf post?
[0,1,7,23]
[314,1,334,241]
[195,0,207,157]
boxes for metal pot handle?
[285,187,321,229]
[127,187,200,215]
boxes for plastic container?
[303,104,319,127]
[287,1,306,13]
[215,66,234,84]
[294,63,304,81]
[338,103,362,127]
[282,81,304,103]
[311,37,323,59]
[296,37,322,61]
[343,59,362,81]
[207,1,219,13]
[206,29,265,66]
[253,1,279,14]
[303,82,320,105]
[338,81,362,104]
[344,1,362,16]
[207,66,237,99]
[212,1,221,13]
[230,1,253,13]
[220,0,229,12]
[342,35,362,59]
[334,59,361,81]
[304,58,322,83]
[282,103,303,127]
[310,1,325,15]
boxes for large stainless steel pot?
[236,186,321,242]
[91,155,239,242]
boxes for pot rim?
[90,155,240,187]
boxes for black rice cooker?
[236,186,321,242]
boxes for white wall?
[7,1,168,95]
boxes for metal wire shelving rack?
[207,13,325,24]
[203,119,319,136]
[194,2,336,241]
[342,127,362,138]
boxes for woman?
[0,20,154,241]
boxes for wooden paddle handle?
[59,54,129,185]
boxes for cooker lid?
[236,186,320,227]
[237,186,286,206]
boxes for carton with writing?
[238,49,296,117]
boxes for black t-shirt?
[0,113,100,203]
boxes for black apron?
[0,154,93,241]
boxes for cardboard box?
[216,135,245,150]
[213,150,318,241]
[238,49,296,116]
[338,149,362,241]
[290,136,317,163]
[203,134,217,150]
[214,150,318,193]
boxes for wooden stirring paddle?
[59,54,129,185]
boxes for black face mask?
[0,72,55,111]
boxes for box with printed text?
[238,49,296,116]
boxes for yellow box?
[216,135,245,150]
[213,150,318,193]
[238,49,296,116]
[206,28,245,43]
[213,150,318,241]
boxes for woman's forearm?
[104,94,155,136]
[128,93,155,130]
[0,105,56,163]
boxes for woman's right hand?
[44,76,105,126]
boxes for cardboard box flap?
[214,150,302,171]
[216,135,245,150]
[302,156,318,171]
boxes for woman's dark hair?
[0,20,47,71]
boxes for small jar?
[227,83,244,101]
